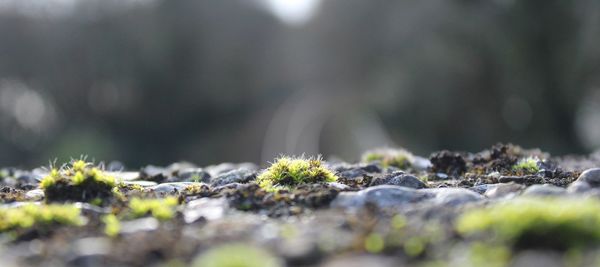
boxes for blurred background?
[1,0,600,168]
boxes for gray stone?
[178,168,211,183]
[120,217,159,234]
[122,180,157,187]
[149,182,196,195]
[210,169,256,187]
[567,180,592,194]
[331,185,433,209]
[24,189,44,201]
[411,156,432,171]
[184,198,228,223]
[205,162,258,177]
[576,168,600,187]
[511,250,563,267]
[522,184,566,196]
[370,173,426,189]
[484,183,524,198]
[322,255,400,267]
[426,188,484,206]
[338,168,368,179]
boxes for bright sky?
[263,0,321,25]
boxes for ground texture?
[2,143,600,267]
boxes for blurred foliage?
[0,0,599,168]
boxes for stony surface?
[0,143,600,267]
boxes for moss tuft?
[511,157,540,175]
[362,148,414,169]
[456,197,600,250]
[192,243,281,267]
[40,160,117,204]
[256,156,338,192]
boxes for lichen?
[192,243,282,267]
[456,197,600,249]
[256,156,338,192]
[362,148,414,169]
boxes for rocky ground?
[2,143,600,267]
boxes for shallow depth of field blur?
[1,0,600,168]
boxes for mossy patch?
[129,197,179,221]
[40,160,117,205]
[192,243,281,267]
[256,156,338,192]
[362,148,414,169]
[0,203,83,236]
[511,157,540,175]
[456,197,600,250]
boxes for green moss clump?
[192,243,282,267]
[511,157,540,175]
[102,214,121,237]
[0,203,83,234]
[40,160,117,204]
[456,198,600,250]
[129,197,179,221]
[256,156,338,192]
[362,148,414,169]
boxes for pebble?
[522,184,566,196]
[205,162,258,177]
[426,188,484,206]
[177,168,211,183]
[122,181,157,187]
[184,198,228,223]
[331,185,433,209]
[210,169,256,187]
[576,168,600,187]
[484,183,524,198]
[149,182,196,195]
[120,217,159,234]
[24,189,44,201]
[370,172,426,189]
[567,180,592,194]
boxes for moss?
[362,148,414,169]
[467,243,510,267]
[129,197,179,221]
[102,214,121,237]
[256,156,338,192]
[365,233,385,253]
[192,243,281,267]
[0,203,83,234]
[40,160,117,204]
[403,237,426,257]
[511,157,540,175]
[456,197,600,250]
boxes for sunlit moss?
[0,203,83,233]
[365,233,385,253]
[256,156,338,192]
[456,197,600,249]
[404,237,426,257]
[102,214,121,237]
[361,148,414,169]
[391,214,407,230]
[511,157,540,175]
[468,243,511,267]
[129,197,179,221]
[192,243,282,267]
[40,160,117,204]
